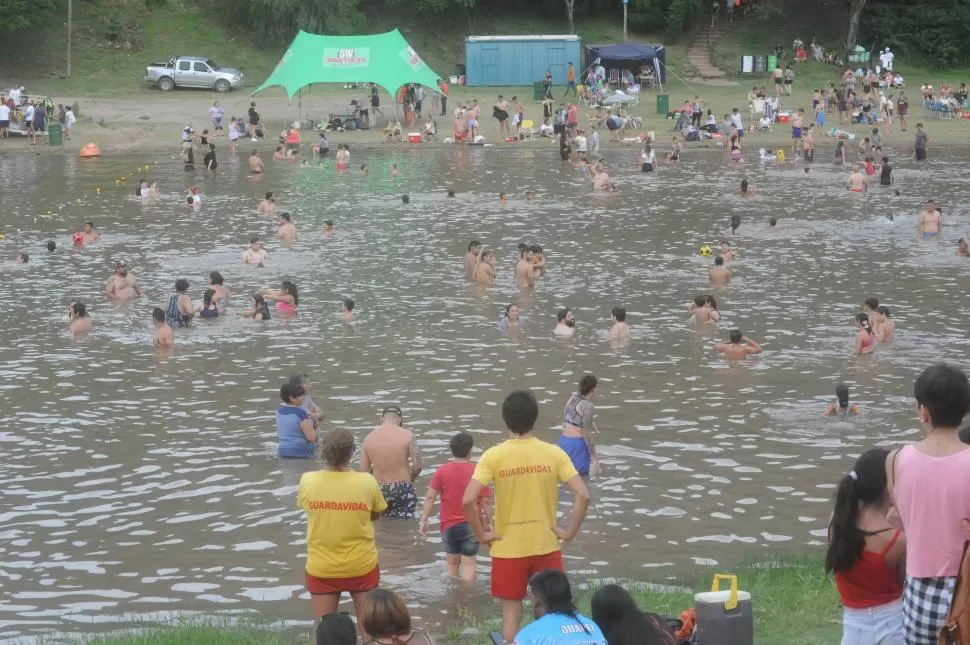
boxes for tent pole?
[654,57,663,93]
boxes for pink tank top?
[894,444,970,577]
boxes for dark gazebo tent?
[585,43,666,90]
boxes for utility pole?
[67,0,73,77]
[622,0,628,41]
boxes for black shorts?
[915,149,927,161]
[0,120,8,128]
[774,78,783,84]
[641,162,654,172]
[554,123,565,134]
[442,522,480,556]
[784,80,793,85]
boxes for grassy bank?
[73,556,839,645]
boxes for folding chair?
[749,98,765,130]
[609,68,620,87]
[520,119,536,139]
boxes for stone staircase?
[686,23,737,85]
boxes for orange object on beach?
[675,607,696,640]
[79,143,101,158]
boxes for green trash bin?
[656,94,669,115]
[533,81,546,101]
[767,55,778,73]
[48,124,63,146]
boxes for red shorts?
[490,551,563,600]
[305,565,379,595]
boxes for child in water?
[825,384,860,415]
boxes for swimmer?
[14,252,28,264]
[257,191,276,214]
[729,215,741,235]
[248,149,264,173]
[277,213,298,243]
[46,241,55,253]
[472,248,496,283]
[738,179,755,196]
[666,137,682,162]
[862,297,881,336]
[262,280,298,313]
[689,295,720,324]
[591,163,614,191]
[136,178,149,197]
[531,245,545,278]
[554,308,576,337]
[499,303,520,333]
[80,222,100,243]
[186,186,202,206]
[917,200,942,237]
[879,157,894,186]
[360,163,369,176]
[957,238,969,257]
[272,145,290,162]
[242,238,271,265]
[68,301,92,335]
[447,189,456,198]
[874,306,895,342]
[847,166,868,192]
[720,241,739,261]
[499,193,509,205]
[196,289,220,318]
[148,182,161,199]
[515,246,536,288]
[768,217,777,230]
[341,299,354,324]
[152,307,174,348]
[610,307,630,340]
[714,329,764,359]
[237,293,271,321]
[824,384,859,416]
[402,194,410,205]
[525,191,535,203]
[853,312,875,356]
[208,271,230,307]
[105,260,146,300]
[465,240,483,278]
[557,374,600,477]
[335,144,350,170]
[324,220,336,237]
[709,256,730,284]
[391,163,399,177]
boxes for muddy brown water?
[1,144,969,641]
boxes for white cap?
[18,85,24,90]
[886,47,891,52]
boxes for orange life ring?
[79,143,102,158]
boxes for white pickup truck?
[144,56,244,93]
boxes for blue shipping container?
[465,35,582,87]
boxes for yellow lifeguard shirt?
[472,437,578,559]
[297,470,387,578]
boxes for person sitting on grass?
[316,613,357,645]
[512,569,607,645]
[359,588,435,645]
[590,584,679,644]
[383,121,403,143]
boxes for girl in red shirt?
[825,447,905,645]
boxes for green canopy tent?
[252,29,446,123]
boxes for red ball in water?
[72,232,84,245]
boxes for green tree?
[0,0,55,31]
[225,0,367,43]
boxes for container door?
[482,46,500,85]
[547,45,566,85]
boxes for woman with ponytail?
[825,448,905,645]
[854,312,875,356]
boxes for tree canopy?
[0,0,54,31]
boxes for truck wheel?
[214,79,231,93]
[157,77,175,91]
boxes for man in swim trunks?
[847,166,868,193]
[105,260,146,301]
[277,213,297,243]
[81,222,100,243]
[913,122,928,160]
[465,240,482,278]
[248,149,264,174]
[610,307,630,339]
[709,256,730,284]
[715,329,764,360]
[917,200,942,238]
[467,100,480,139]
[516,246,536,288]
[257,191,276,214]
[242,238,271,265]
[791,109,804,156]
[360,406,422,519]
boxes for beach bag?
[940,541,970,645]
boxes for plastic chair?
[520,119,536,139]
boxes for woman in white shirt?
[640,144,656,173]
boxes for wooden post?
[67,0,73,77]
